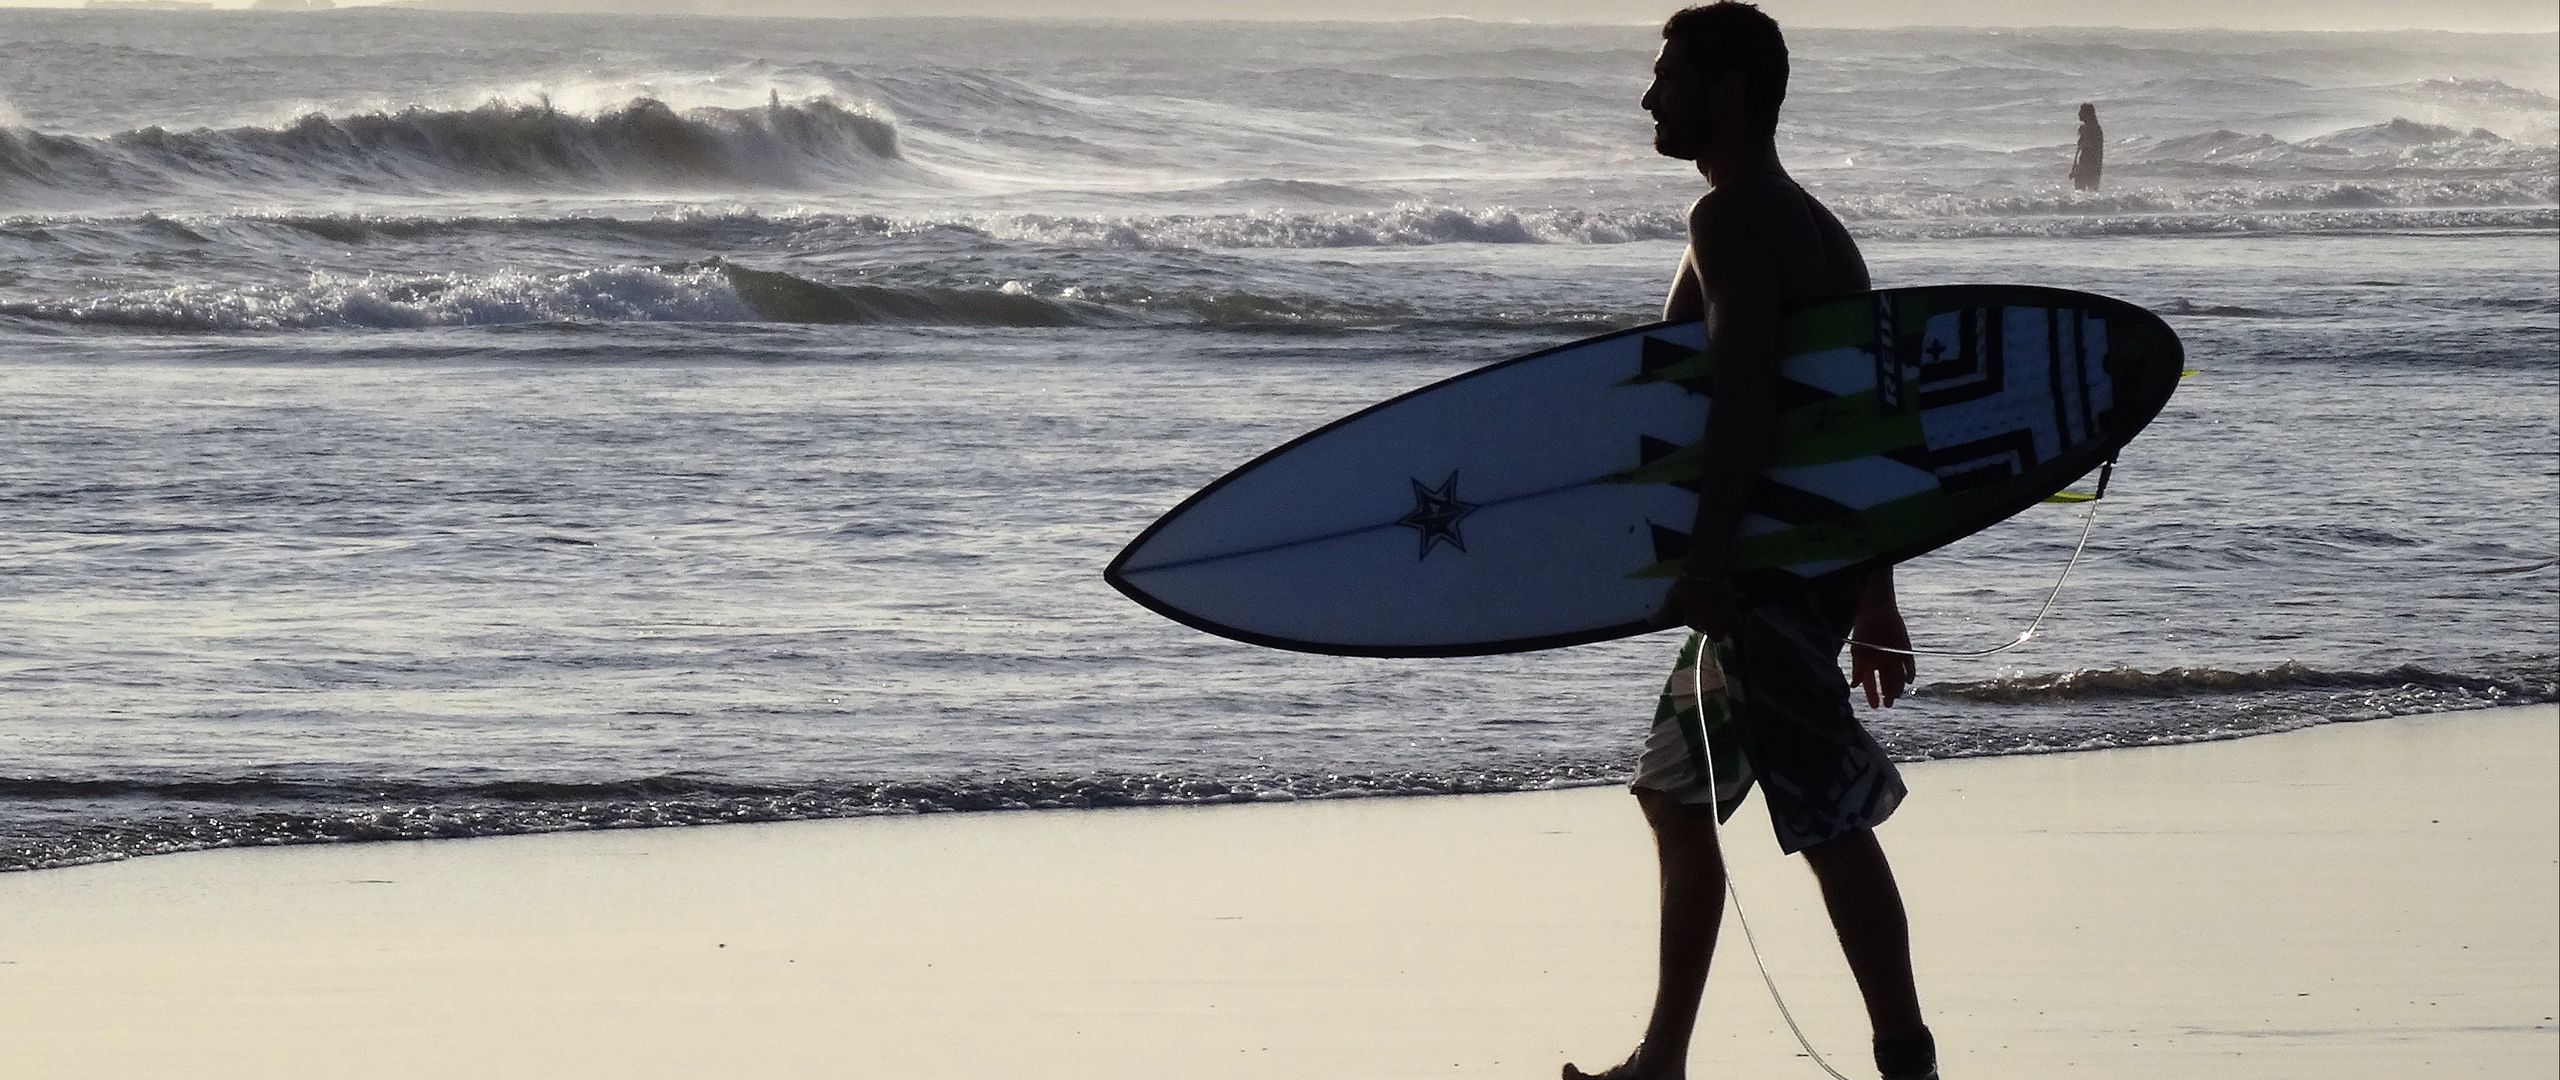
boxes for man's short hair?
[1661,2,1789,137]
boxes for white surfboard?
[1108,285,2183,657]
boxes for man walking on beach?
[1565,6,1937,1079]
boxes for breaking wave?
[982,205,1686,248]
[7,198,2549,278]
[0,96,902,203]
[0,264,757,331]
[720,264,1101,328]
[1831,181,2559,225]
[1925,660,2558,706]
[2126,117,2545,172]
[0,260,1631,334]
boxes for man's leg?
[1566,788,1727,1080]
[1801,827,1934,1076]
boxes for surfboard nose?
[2103,301,2187,426]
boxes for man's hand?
[1847,600,1915,708]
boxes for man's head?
[1643,2,1789,161]
[2079,102,2098,123]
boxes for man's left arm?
[1848,566,1916,708]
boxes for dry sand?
[2,705,2552,1079]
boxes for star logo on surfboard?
[1396,470,1479,559]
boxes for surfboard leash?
[1695,654,1858,1080]
[1845,458,2113,660]
[1706,459,2119,1079]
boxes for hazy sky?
[16,0,2560,32]
[764,0,2560,33]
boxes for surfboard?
[1107,284,2183,657]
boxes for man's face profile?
[1643,39,1717,161]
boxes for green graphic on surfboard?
[1109,284,2184,657]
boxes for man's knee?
[1633,787,1724,848]
[1799,826,1886,878]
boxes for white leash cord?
[1844,496,2103,659]
[1698,650,1857,1080]
[1696,474,2117,1078]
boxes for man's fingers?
[1886,660,1913,706]
[1851,649,1910,709]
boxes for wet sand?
[2,706,2551,1079]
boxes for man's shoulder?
[1690,176,1819,249]
[1693,174,1804,210]
[1683,189,1720,227]
[1694,175,1827,231]
[1691,176,1867,296]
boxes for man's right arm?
[1664,247,1706,324]
[1667,194,1787,639]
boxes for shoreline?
[11,698,2552,876]
[2,704,2552,1078]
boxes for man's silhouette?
[1563,6,1937,1079]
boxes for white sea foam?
[0,265,754,330]
[0,96,907,208]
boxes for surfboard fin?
[1603,439,1706,487]
[2042,458,2118,505]
[1619,336,1716,390]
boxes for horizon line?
[6,4,2556,34]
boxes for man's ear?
[1707,69,1748,112]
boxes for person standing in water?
[2070,103,2104,191]
[1563,5,1937,1080]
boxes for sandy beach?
[3,704,2552,1079]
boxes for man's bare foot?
[1561,1047,1678,1080]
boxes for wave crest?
[721,264,1100,328]
[2112,116,2550,178]
[0,264,755,331]
[0,95,900,202]
[1926,661,2557,705]
[0,259,1628,334]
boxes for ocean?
[1,10,2552,872]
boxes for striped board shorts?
[1632,578,1909,854]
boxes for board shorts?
[1632,577,1908,854]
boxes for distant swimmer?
[2070,102,2104,191]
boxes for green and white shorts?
[1632,578,1909,854]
